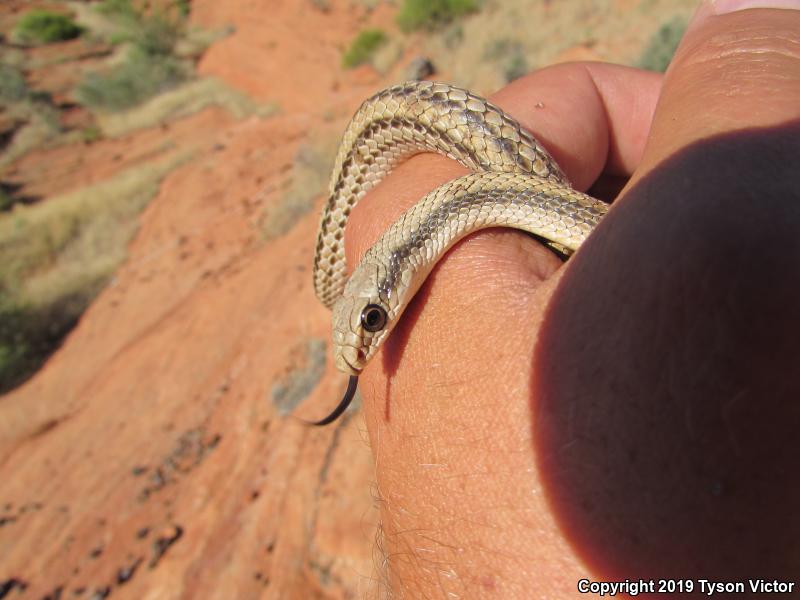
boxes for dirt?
[5,106,236,200]
[0,0,695,597]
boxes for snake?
[310,80,609,425]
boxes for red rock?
[0,0,390,597]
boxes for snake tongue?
[305,375,359,426]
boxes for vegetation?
[504,53,528,82]
[0,61,63,175]
[96,77,267,138]
[0,187,14,212]
[77,47,186,111]
[96,0,190,29]
[96,0,139,20]
[342,28,388,69]
[0,290,89,392]
[81,125,102,143]
[638,16,687,72]
[0,155,191,392]
[443,23,464,49]
[77,2,187,111]
[396,0,479,32]
[0,63,28,103]
[484,38,528,83]
[176,0,191,18]
[13,10,83,45]
[0,0,233,390]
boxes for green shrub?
[109,32,129,45]
[14,10,83,45]
[505,53,528,83]
[0,187,14,212]
[96,9,180,54]
[483,38,528,83]
[96,0,138,20]
[97,0,187,30]
[0,63,27,103]
[176,0,191,17]
[0,299,34,391]
[638,17,687,72]
[0,294,84,392]
[77,47,186,111]
[136,14,180,56]
[81,125,102,143]
[396,0,479,32]
[80,1,187,112]
[342,29,387,69]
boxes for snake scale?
[310,80,609,425]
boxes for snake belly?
[312,80,609,388]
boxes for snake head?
[331,261,402,375]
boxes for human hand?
[345,1,800,596]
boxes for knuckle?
[676,19,800,79]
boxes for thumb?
[535,0,800,580]
[639,0,800,172]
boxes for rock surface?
[0,0,394,597]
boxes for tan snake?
[310,81,609,425]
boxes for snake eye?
[361,304,387,332]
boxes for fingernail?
[709,0,800,13]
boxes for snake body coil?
[310,81,609,424]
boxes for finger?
[638,0,800,174]
[494,62,662,185]
[347,62,662,266]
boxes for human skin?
[343,1,800,598]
